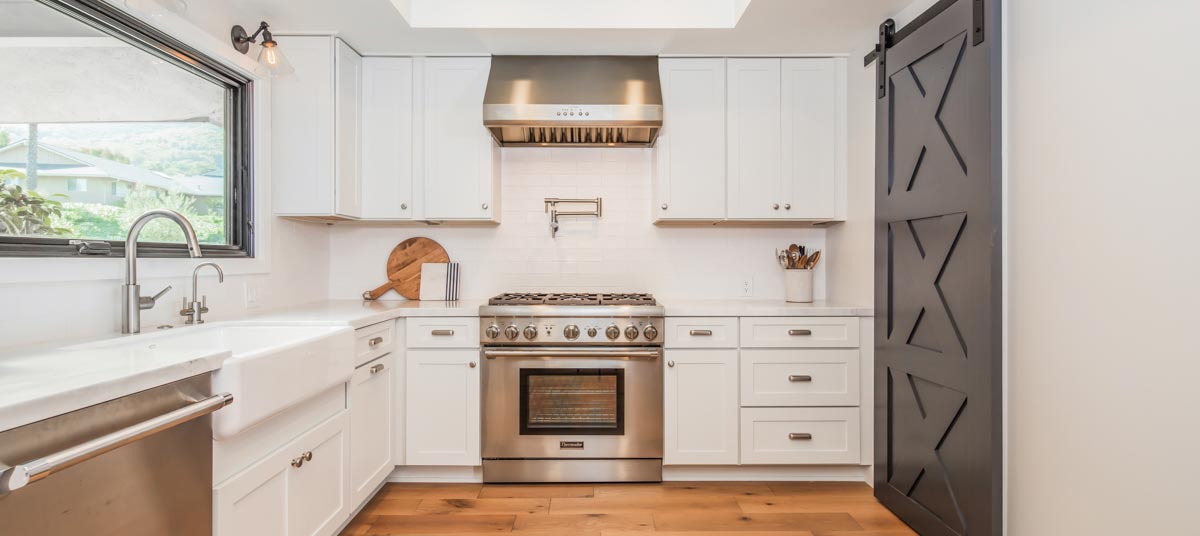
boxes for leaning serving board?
[362,237,450,300]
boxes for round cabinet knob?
[504,325,520,340]
[485,324,501,339]
[784,203,791,210]
[668,360,675,368]
[523,325,538,340]
[642,325,659,341]
[482,203,489,210]
[624,325,639,340]
[469,361,477,368]
[563,325,581,340]
[605,325,621,340]
[773,203,780,210]
[586,326,598,338]
[401,203,408,210]
[661,203,668,210]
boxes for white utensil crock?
[784,269,814,303]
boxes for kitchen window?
[0,0,253,258]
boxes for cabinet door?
[214,453,289,536]
[406,349,481,465]
[333,39,362,218]
[349,354,394,507]
[361,57,415,220]
[664,349,739,465]
[271,35,335,216]
[781,58,842,220]
[421,57,498,221]
[655,58,726,221]
[287,413,349,536]
[726,58,782,219]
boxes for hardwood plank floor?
[340,482,916,536]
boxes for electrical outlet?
[244,282,261,309]
[739,277,754,297]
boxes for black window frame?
[0,0,254,258]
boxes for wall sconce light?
[231,21,294,78]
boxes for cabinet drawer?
[740,349,859,407]
[664,318,738,348]
[405,318,478,348]
[740,317,859,348]
[740,407,860,465]
[355,320,396,366]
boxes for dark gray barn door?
[873,0,1002,535]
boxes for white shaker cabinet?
[360,57,415,220]
[272,36,362,219]
[405,349,481,466]
[348,353,394,507]
[726,58,782,220]
[420,57,500,222]
[654,58,727,221]
[663,349,740,465]
[214,413,349,536]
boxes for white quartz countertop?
[0,297,866,433]
[660,299,873,317]
[0,344,229,433]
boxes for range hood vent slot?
[483,56,663,148]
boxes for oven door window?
[519,369,624,435]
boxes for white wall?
[0,0,331,350]
[328,147,827,301]
[1008,0,1200,534]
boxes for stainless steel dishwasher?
[0,374,231,535]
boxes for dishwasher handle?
[0,392,233,495]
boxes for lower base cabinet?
[664,349,740,465]
[214,412,349,536]
[739,407,860,465]
[405,349,481,466]
[349,354,394,507]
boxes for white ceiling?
[391,0,753,29]
[230,0,913,56]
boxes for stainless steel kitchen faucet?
[121,209,202,334]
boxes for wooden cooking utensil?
[807,250,822,269]
[362,237,450,301]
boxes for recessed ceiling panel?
[391,0,753,29]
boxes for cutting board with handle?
[362,237,450,300]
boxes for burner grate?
[488,292,657,306]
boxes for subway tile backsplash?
[328,147,827,301]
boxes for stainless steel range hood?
[483,56,663,148]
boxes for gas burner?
[487,292,656,306]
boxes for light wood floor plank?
[766,482,874,498]
[652,512,862,532]
[513,513,654,533]
[362,498,424,516]
[593,482,772,498]
[417,499,550,516]
[479,485,595,498]
[603,532,813,536]
[381,484,484,500]
[550,496,742,515]
[366,514,515,534]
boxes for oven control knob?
[563,325,581,340]
[605,325,621,340]
[642,325,659,341]
[523,325,538,340]
[504,325,520,340]
[587,326,598,338]
[624,325,640,340]
[485,324,501,339]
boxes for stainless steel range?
[479,293,664,483]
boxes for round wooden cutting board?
[362,237,450,300]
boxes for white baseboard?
[386,464,869,484]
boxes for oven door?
[481,347,663,460]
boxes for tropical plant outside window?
[0,0,252,255]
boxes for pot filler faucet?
[122,209,203,334]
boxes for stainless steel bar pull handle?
[484,348,662,360]
[370,363,386,374]
[431,329,455,336]
[789,433,813,440]
[788,329,813,336]
[788,375,813,382]
[689,330,713,336]
[368,336,384,347]
[0,393,233,494]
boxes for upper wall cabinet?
[272,36,362,219]
[360,57,415,220]
[728,57,846,221]
[419,57,500,222]
[654,58,727,221]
